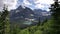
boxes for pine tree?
[0,5,10,34]
[42,18,48,25]
[50,0,60,34]
[37,17,41,26]
[43,0,60,34]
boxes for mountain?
[10,5,51,28]
[10,6,35,23]
[33,9,51,22]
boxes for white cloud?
[35,3,50,11]
[35,0,54,4]
[35,4,45,9]
[0,0,18,11]
[23,0,32,5]
[20,0,54,11]
[21,0,32,8]
[34,0,54,11]
[0,0,54,11]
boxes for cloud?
[34,0,54,4]
[32,0,54,11]
[18,0,54,11]
[0,0,54,11]
[0,0,18,11]
[23,0,32,5]
[21,0,32,8]
[0,0,4,11]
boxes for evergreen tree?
[43,0,60,34]
[42,18,48,25]
[50,0,60,34]
[37,17,41,26]
[0,5,10,34]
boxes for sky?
[0,0,54,11]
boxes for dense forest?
[0,0,60,34]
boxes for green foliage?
[44,0,60,34]
[20,29,30,34]
[42,0,60,33]
[0,5,10,34]
[10,24,20,34]
[18,26,43,34]
[10,24,44,34]
[43,19,54,34]
[34,30,42,34]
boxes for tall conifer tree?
[50,0,60,33]
[0,4,10,34]
[43,0,60,34]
